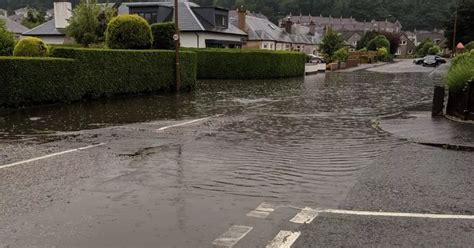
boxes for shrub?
[428,45,441,55]
[151,22,176,50]
[0,26,15,56]
[51,47,196,97]
[320,28,345,62]
[377,47,389,60]
[445,50,474,93]
[0,57,79,106]
[13,37,49,57]
[106,14,152,49]
[367,35,390,51]
[416,39,435,57]
[188,48,305,79]
[465,41,474,52]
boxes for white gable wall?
[180,32,244,48]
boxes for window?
[408,49,413,54]
[400,40,407,45]
[137,12,158,24]
[263,44,268,49]
[215,14,228,28]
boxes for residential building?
[22,1,73,44]
[124,1,247,48]
[280,14,402,33]
[339,30,363,51]
[0,16,29,39]
[282,16,323,54]
[396,32,416,57]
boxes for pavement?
[0,59,473,247]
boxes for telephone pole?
[174,0,181,92]
[452,2,458,57]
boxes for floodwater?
[0,70,441,246]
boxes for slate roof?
[231,14,292,43]
[281,15,402,32]
[126,1,246,35]
[23,19,65,36]
[0,16,29,35]
[416,31,445,43]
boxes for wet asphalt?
[0,60,473,247]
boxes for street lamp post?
[174,0,181,92]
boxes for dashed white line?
[212,225,253,247]
[156,114,223,131]
[266,230,301,248]
[247,202,275,218]
[0,143,106,170]
[290,207,319,224]
[320,209,474,220]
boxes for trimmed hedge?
[0,57,79,106]
[13,37,49,57]
[151,22,175,50]
[51,47,196,97]
[106,15,152,49]
[189,49,306,79]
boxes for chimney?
[285,15,293,34]
[54,0,72,29]
[237,6,247,32]
[309,15,316,35]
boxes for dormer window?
[216,14,228,27]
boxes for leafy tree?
[466,41,474,51]
[320,28,345,62]
[357,31,377,50]
[151,22,176,50]
[379,31,400,55]
[428,45,441,55]
[367,35,390,51]
[0,19,15,56]
[332,47,349,62]
[416,39,435,57]
[445,0,474,50]
[66,0,115,47]
[21,9,46,29]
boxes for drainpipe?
[194,32,200,48]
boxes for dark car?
[413,57,425,65]
[423,56,438,67]
[435,55,447,64]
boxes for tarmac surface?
[1,59,472,247]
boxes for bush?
[51,47,196,97]
[0,57,79,106]
[367,35,390,51]
[465,41,474,52]
[416,39,435,57]
[428,45,441,55]
[188,48,305,79]
[151,22,175,50]
[445,50,474,93]
[333,48,349,62]
[377,47,389,60]
[13,37,49,57]
[0,27,15,56]
[106,14,152,49]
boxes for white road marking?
[0,143,106,170]
[266,230,301,248]
[320,209,474,220]
[212,225,253,247]
[290,207,319,224]
[247,202,275,218]
[156,114,222,131]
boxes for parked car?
[435,55,447,64]
[307,54,325,64]
[423,56,438,67]
[413,57,425,65]
[414,55,446,66]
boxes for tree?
[66,0,115,47]
[377,47,389,60]
[320,28,345,62]
[445,0,474,50]
[367,35,390,51]
[466,41,474,51]
[0,19,16,56]
[379,31,400,55]
[357,31,377,50]
[151,22,176,50]
[416,39,435,57]
[333,47,349,62]
[428,45,441,55]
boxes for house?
[22,1,73,44]
[339,30,363,51]
[282,15,323,54]
[230,9,292,50]
[396,32,416,57]
[124,1,247,48]
[415,30,445,46]
[280,14,402,34]
[0,16,29,39]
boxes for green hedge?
[0,57,80,106]
[189,48,306,79]
[151,22,175,50]
[51,47,197,98]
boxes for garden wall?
[189,49,306,79]
[446,81,474,120]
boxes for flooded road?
[0,62,448,247]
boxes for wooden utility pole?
[174,0,181,92]
[452,3,458,57]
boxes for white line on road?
[156,114,223,131]
[320,209,474,220]
[212,225,253,247]
[266,230,301,248]
[247,202,275,218]
[0,143,106,170]
[290,207,319,224]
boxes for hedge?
[188,48,306,79]
[0,57,79,106]
[51,47,197,98]
[151,22,175,50]
[0,48,197,106]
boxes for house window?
[215,14,228,28]
[408,49,413,54]
[263,44,268,49]
[137,12,158,24]
[400,40,407,45]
